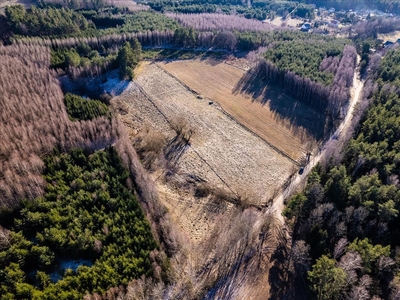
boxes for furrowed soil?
[112,61,295,245]
[159,59,320,162]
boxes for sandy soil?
[159,59,319,162]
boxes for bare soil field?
[378,30,400,42]
[159,59,321,162]
[270,16,303,28]
[112,61,295,245]
[0,0,35,9]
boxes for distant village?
[290,6,400,51]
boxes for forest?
[2,0,400,298]
[283,48,400,299]
[252,37,357,124]
[0,43,173,299]
[0,148,161,299]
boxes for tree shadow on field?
[201,57,224,66]
[164,134,190,167]
[233,66,326,141]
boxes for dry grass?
[159,59,319,162]
[270,16,303,28]
[112,61,295,245]
[110,59,312,298]
[378,30,400,42]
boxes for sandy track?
[158,59,320,162]
[271,58,365,223]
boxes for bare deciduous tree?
[0,225,12,250]
[333,238,349,260]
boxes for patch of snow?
[99,71,130,96]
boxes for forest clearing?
[112,60,300,299]
[0,0,35,9]
[112,61,296,243]
[3,0,400,297]
[158,58,322,162]
[378,30,400,42]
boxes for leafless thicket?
[328,45,358,116]
[16,29,241,52]
[40,0,149,11]
[15,30,176,49]
[319,55,340,74]
[354,17,400,38]
[166,12,276,32]
[0,44,159,212]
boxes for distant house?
[384,41,395,48]
[300,23,311,32]
[328,20,340,28]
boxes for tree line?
[149,0,315,20]
[254,41,357,118]
[5,5,95,38]
[50,36,142,80]
[166,12,275,32]
[1,5,181,43]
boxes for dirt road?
[270,60,364,223]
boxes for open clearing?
[270,16,303,28]
[111,58,330,298]
[0,0,35,8]
[159,59,321,162]
[378,31,400,42]
[113,61,295,245]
